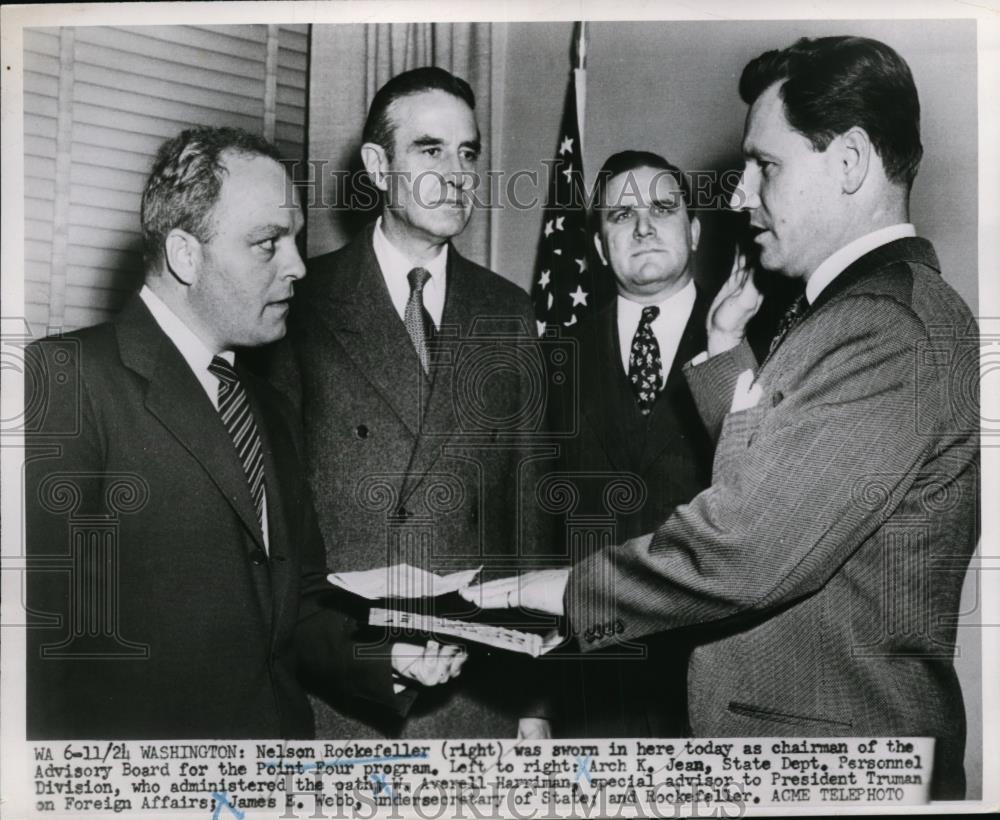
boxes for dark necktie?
[405,267,435,374]
[769,293,809,355]
[208,356,266,540]
[628,305,663,416]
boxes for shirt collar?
[139,285,234,374]
[617,278,697,324]
[806,223,916,304]
[372,216,448,282]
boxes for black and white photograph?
[1,1,997,816]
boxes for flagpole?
[573,21,587,160]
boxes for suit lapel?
[244,372,292,640]
[758,237,940,377]
[580,305,642,472]
[117,298,268,554]
[641,286,709,470]
[311,227,428,437]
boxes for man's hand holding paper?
[459,569,570,617]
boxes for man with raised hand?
[464,37,979,799]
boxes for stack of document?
[327,564,560,657]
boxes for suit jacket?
[271,226,553,738]
[25,296,401,739]
[549,289,713,737]
[568,238,978,799]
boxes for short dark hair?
[590,150,692,232]
[362,66,476,159]
[739,36,922,187]
[140,126,283,270]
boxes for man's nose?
[729,168,760,211]
[282,243,306,281]
[634,211,656,237]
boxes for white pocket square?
[730,369,762,412]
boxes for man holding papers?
[463,36,978,800]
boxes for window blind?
[22,24,309,336]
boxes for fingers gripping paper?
[327,565,560,656]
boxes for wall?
[496,19,978,314]
[496,18,981,799]
[22,24,308,337]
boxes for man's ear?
[690,214,701,252]
[164,228,202,287]
[592,231,608,267]
[361,142,390,192]
[839,127,871,195]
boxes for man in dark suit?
[550,151,712,737]
[25,126,463,739]
[273,68,551,739]
[466,37,978,799]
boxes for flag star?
[575,257,587,273]
[536,320,547,336]
[570,285,588,307]
[564,314,577,327]
[554,248,563,255]
[544,219,554,237]
[559,136,574,155]
[562,164,574,183]
[547,292,554,309]
[555,216,565,231]
[539,269,551,289]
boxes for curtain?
[307,23,496,267]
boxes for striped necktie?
[208,356,266,539]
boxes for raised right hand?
[706,251,763,356]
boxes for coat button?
[355,424,369,439]
[251,549,267,565]
[772,391,784,407]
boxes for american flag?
[531,52,605,335]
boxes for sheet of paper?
[369,608,560,658]
[327,563,482,600]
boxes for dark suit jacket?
[25,296,400,739]
[549,288,713,737]
[271,227,553,738]
[568,239,979,799]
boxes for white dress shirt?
[806,223,916,303]
[372,216,448,328]
[617,278,697,387]
[139,285,269,550]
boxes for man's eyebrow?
[247,222,296,239]
[741,144,776,162]
[411,135,444,148]
[650,196,680,209]
[461,137,482,154]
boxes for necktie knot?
[640,305,660,326]
[408,267,431,294]
[769,293,809,355]
[208,355,238,386]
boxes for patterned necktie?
[628,305,663,416]
[405,267,435,374]
[769,293,809,355]
[208,356,266,539]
